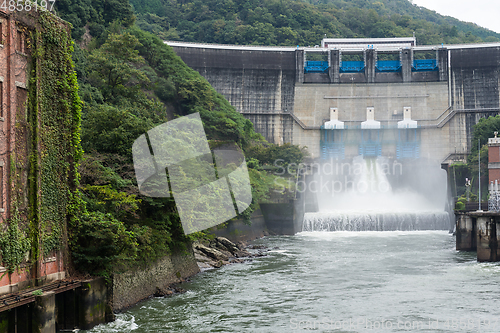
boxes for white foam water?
[308,156,452,231]
[303,211,451,231]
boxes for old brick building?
[0,9,75,295]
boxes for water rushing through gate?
[306,156,452,231]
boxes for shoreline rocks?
[193,237,267,270]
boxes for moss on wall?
[0,10,83,275]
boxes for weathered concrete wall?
[80,278,107,330]
[170,42,500,162]
[210,208,268,242]
[456,213,476,251]
[450,46,500,153]
[171,45,297,144]
[451,46,500,110]
[292,82,452,160]
[109,251,199,312]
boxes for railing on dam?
[340,61,365,73]
[304,61,329,73]
[412,59,438,71]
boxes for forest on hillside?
[124,0,499,46]
[52,0,304,277]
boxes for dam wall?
[171,45,298,144]
[168,41,500,163]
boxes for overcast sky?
[411,0,500,34]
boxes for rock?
[173,286,186,294]
[210,237,240,255]
[194,252,212,263]
[233,249,252,258]
[211,260,223,268]
[236,241,247,250]
[154,287,169,297]
[194,243,228,261]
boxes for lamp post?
[478,139,483,212]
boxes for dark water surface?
[86,231,500,332]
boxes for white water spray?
[303,156,451,231]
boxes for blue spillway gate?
[376,60,401,72]
[320,127,345,160]
[412,59,438,71]
[305,61,329,73]
[359,129,382,157]
[340,61,365,73]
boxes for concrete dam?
[168,37,500,232]
[167,37,500,164]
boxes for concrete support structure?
[456,212,500,262]
[295,49,305,83]
[79,278,106,330]
[401,48,412,82]
[476,216,499,262]
[329,49,340,83]
[456,213,476,251]
[365,49,376,83]
[438,48,449,82]
[33,292,55,333]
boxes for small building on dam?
[167,37,500,165]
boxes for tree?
[87,33,150,103]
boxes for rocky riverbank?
[193,237,269,269]
[151,237,273,299]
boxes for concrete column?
[456,214,476,251]
[56,289,79,330]
[33,291,56,333]
[496,221,500,260]
[365,49,376,83]
[295,49,305,83]
[0,311,9,333]
[17,304,33,333]
[476,216,498,262]
[79,278,107,330]
[438,48,448,82]
[329,49,340,83]
[401,48,412,82]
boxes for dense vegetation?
[54,0,304,277]
[451,116,500,209]
[128,0,498,47]
[52,0,499,275]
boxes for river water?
[85,231,500,333]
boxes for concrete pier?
[456,211,500,262]
[80,278,107,330]
[456,213,476,251]
[33,292,56,333]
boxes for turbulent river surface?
[85,231,500,332]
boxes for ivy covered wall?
[0,9,82,286]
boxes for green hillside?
[53,0,302,276]
[306,0,499,41]
[128,0,499,46]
